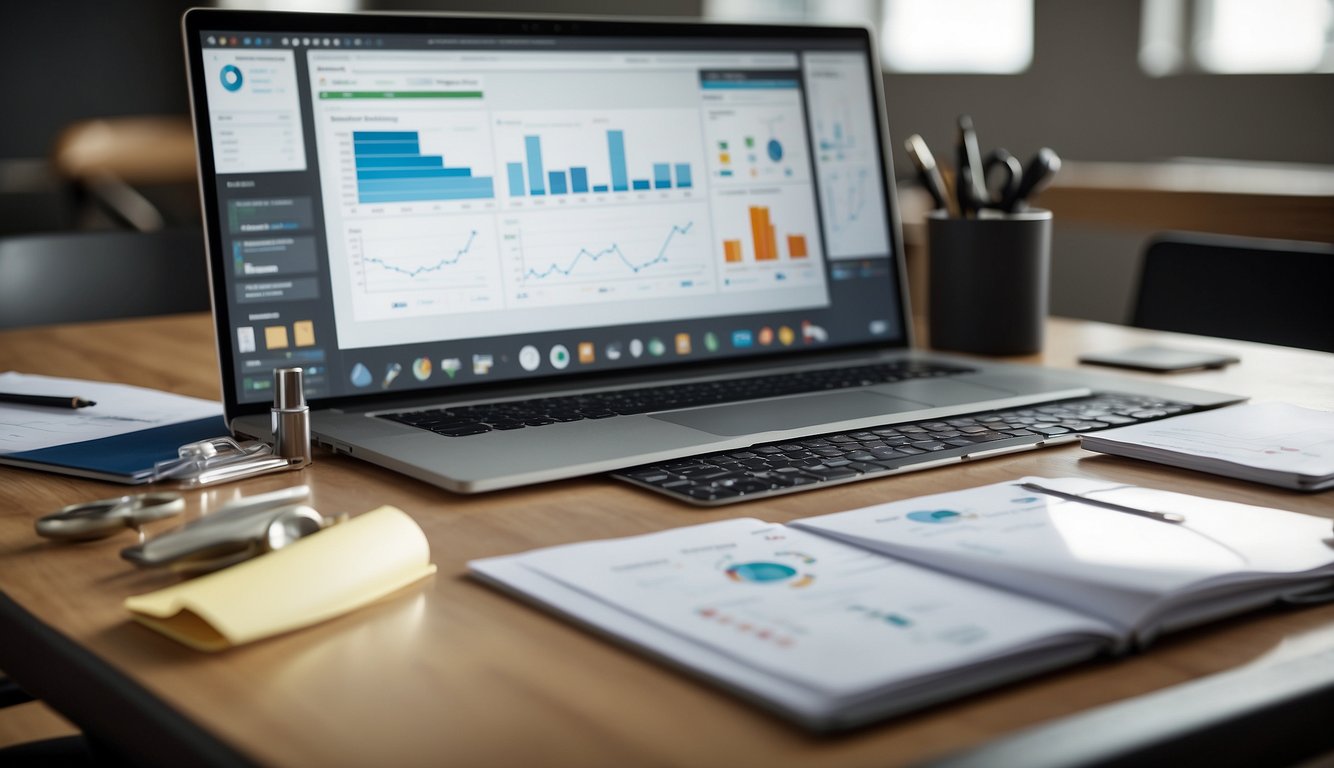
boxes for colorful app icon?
[549,344,571,370]
[629,339,644,358]
[382,362,402,389]
[472,354,494,375]
[704,332,720,352]
[349,362,372,388]
[675,333,692,355]
[293,320,316,347]
[606,341,622,361]
[758,327,775,346]
[802,321,828,343]
[440,358,462,379]
[264,325,289,350]
[578,341,595,364]
[519,345,541,372]
[648,338,666,357]
[778,326,795,346]
[731,330,754,348]
[411,357,432,381]
[236,326,256,354]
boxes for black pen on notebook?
[0,393,97,409]
[1019,482,1186,524]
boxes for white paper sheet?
[1082,402,1334,485]
[0,372,223,454]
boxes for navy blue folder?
[0,416,228,483]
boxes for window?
[703,0,1035,74]
[1141,0,1334,75]
[880,0,1033,73]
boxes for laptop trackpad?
[651,391,926,437]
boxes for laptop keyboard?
[379,360,973,437]
[612,393,1199,506]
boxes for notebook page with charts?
[792,477,1334,645]
[470,517,1114,731]
[470,478,1334,730]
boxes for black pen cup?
[927,209,1051,356]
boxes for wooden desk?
[2,314,1332,767]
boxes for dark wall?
[2,0,1329,167]
[0,0,197,158]
[883,0,1334,176]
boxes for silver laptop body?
[184,10,1239,493]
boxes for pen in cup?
[909,118,1062,217]
[1004,148,1062,212]
[904,134,952,216]
[956,115,987,217]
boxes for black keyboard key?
[687,487,740,501]
[848,461,888,473]
[728,479,774,494]
[1097,414,1136,425]
[431,423,491,437]
[806,466,860,480]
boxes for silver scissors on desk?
[35,493,185,542]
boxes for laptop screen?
[186,13,906,414]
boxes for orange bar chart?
[787,234,808,259]
[749,206,778,261]
[723,205,810,263]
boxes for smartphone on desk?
[1078,345,1240,373]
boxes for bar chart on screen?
[492,109,704,208]
[323,107,499,213]
[712,187,825,293]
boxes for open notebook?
[469,477,1334,731]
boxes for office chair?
[0,229,210,329]
[1130,232,1334,353]
[51,116,198,232]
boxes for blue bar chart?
[353,131,495,204]
[504,128,694,197]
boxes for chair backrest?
[0,229,210,329]
[1131,232,1334,353]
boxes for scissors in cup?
[36,493,185,542]
[982,148,1023,211]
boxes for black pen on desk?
[1019,482,1185,524]
[904,134,951,215]
[0,393,97,409]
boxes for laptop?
[182,9,1240,493]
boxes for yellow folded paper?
[125,505,436,651]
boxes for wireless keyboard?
[612,393,1198,506]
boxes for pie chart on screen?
[220,64,243,91]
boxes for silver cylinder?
[271,367,312,467]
